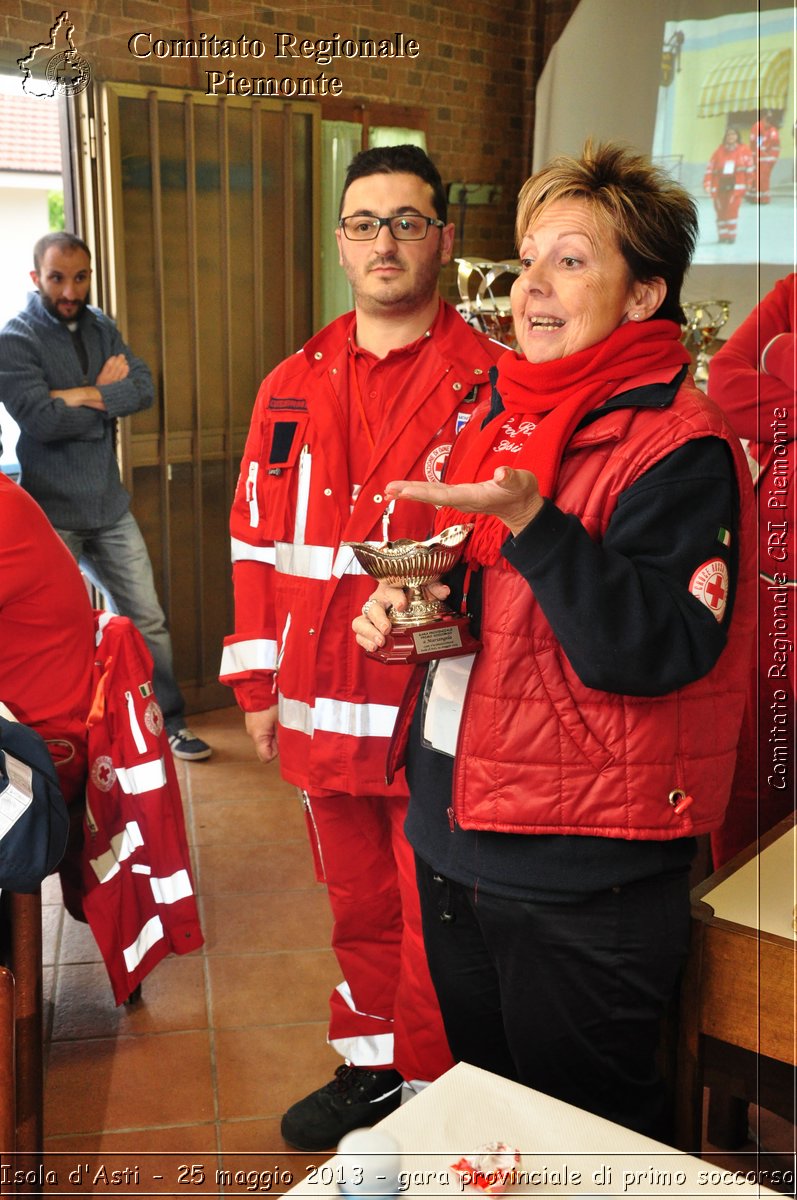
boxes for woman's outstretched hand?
[386,467,544,536]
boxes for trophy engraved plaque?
[345,524,481,665]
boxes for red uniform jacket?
[83,613,203,1004]
[750,120,781,164]
[709,275,796,596]
[220,302,502,796]
[703,143,753,195]
[707,275,796,863]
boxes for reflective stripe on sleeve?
[89,821,145,884]
[123,915,165,972]
[149,868,194,905]
[332,543,375,578]
[274,542,334,580]
[279,696,399,739]
[274,542,374,581]
[233,538,381,581]
[231,537,276,565]
[220,638,278,676]
[125,690,147,753]
[115,757,168,796]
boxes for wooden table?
[676,812,796,1151]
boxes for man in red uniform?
[707,273,796,865]
[220,145,502,1149]
[0,470,94,917]
[703,126,754,243]
[748,110,781,204]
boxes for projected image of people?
[748,109,782,205]
[703,126,753,243]
[652,8,792,266]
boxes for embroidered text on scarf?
[434,319,691,567]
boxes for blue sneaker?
[168,728,212,761]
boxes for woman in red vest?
[704,126,754,243]
[354,143,756,1141]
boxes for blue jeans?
[56,511,185,732]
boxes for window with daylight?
[320,103,428,325]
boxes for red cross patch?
[144,700,164,738]
[425,443,451,483]
[91,755,116,792]
[689,559,729,622]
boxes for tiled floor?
[41,706,340,1193]
[37,706,795,1196]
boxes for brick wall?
[1,0,579,271]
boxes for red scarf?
[435,319,690,566]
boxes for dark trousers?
[415,855,691,1141]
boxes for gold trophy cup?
[682,299,731,384]
[346,524,481,664]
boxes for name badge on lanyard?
[421,654,477,758]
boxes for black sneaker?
[280,1065,403,1150]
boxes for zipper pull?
[447,806,456,831]
[382,498,396,543]
[461,564,475,616]
[669,789,694,816]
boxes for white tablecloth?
[285,1063,780,1196]
[701,823,796,941]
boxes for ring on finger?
[362,598,377,618]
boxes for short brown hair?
[515,142,697,324]
[33,232,91,272]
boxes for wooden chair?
[0,890,44,1191]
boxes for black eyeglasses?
[338,214,446,242]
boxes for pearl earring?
[632,313,641,320]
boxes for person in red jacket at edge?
[747,110,781,205]
[703,126,754,243]
[707,274,796,866]
[220,145,503,1150]
[0,468,94,919]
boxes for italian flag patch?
[717,526,731,548]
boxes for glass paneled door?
[68,84,319,710]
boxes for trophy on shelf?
[682,299,731,383]
[455,257,520,348]
[345,524,481,664]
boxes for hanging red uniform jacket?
[83,612,204,1004]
